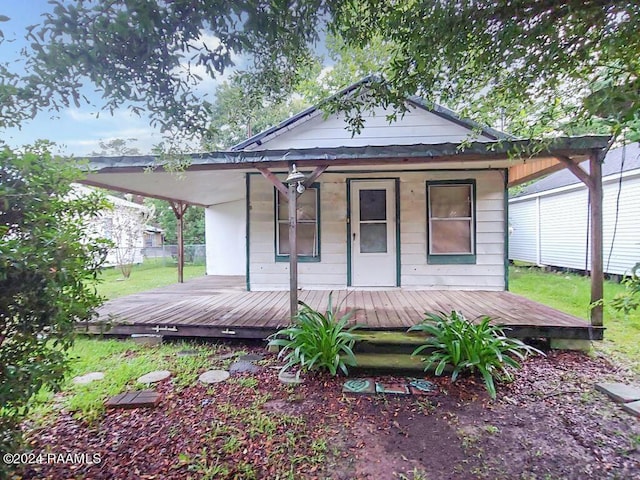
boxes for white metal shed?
[509,143,640,276]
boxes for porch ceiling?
[80,136,610,205]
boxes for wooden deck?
[85,275,603,340]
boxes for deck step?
[349,353,429,374]
[352,330,431,355]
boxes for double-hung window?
[426,180,476,264]
[275,185,320,262]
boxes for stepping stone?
[622,400,640,418]
[210,352,238,362]
[105,390,161,409]
[72,372,105,385]
[229,361,260,375]
[176,349,200,357]
[595,382,640,403]
[376,381,410,395]
[137,370,171,384]
[343,378,375,394]
[198,370,230,384]
[238,353,264,363]
[409,378,438,396]
[279,370,303,386]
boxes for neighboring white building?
[509,143,640,276]
[76,185,150,267]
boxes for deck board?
[89,275,602,340]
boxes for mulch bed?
[17,349,640,479]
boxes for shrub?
[409,311,542,399]
[0,143,110,463]
[268,295,358,376]
[610,262,640,314]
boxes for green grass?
[510,265,640,370]
[96,258,205,300]
[29,337,227,424]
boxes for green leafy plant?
[268,295,358,376]
[409,311,542,399]
[0,143,110,465]
[610,262,640,314]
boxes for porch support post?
[288,179,298,319]
[256,165,329,320]
[170,201,189,283]
[589,152,603,327]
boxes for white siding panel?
[249,104,493,151]
[539,189,590,270]
[508,200,539,264]
[602,175,640,275]
[205,199,246,275]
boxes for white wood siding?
[248,170,506,291]
[508,171,640,276]
[246,105,493,151]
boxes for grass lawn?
[96,258,205,300]
[510,265,640,371]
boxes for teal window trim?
[274,182,321,263]
[426,179,477,265]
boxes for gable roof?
[514,142,640,197]
[231,77,513,151]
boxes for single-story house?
[509,142,640,276]
[81,79,610,339]
[78,184,150,267]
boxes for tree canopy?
[2,1,639,139]
[334,0,640,139]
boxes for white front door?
[350,180,397,287]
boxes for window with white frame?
[427,181,475,263]
[275,186,320,261]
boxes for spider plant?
[268,294,358,376]
[409,311,543,399]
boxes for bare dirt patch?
[16,350,640,479]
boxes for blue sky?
[0,2,229,156]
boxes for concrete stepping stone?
[409,378,438,396]
[210,352,238,362]
[176,349,201,357]
[343,378,375,394]
[230,361,260,375]
[622,400,640,418]
[137,370,171,384]
[198,370,230,384]
[279,370,303,385]
[72,372,105,385]
[376,381,410,395]
[238,353,264,363]
[595,382,640,403]
[105,390,161,409]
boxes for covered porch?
[85,275,603,341]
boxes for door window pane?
[359,190,386,221]
[360,223,387,253]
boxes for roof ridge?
[231,77,511,151]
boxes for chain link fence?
[142,244,206,266]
